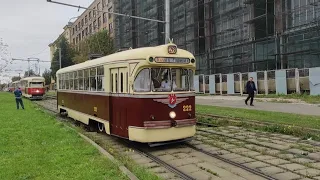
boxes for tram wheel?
[97,122,105,133]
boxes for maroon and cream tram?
[56,43,196,144]
[19,76,46,99]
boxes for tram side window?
[60,74,64,89]
[97,66,104,91]
[84,69,89,90]
[120,72,123,93]
[78,70,84,90]
[69,72,74,90]
[65,73,70,89]
[90,68,96,91]
[58,74,62,90]
[111,73,113,92]
[126,72,128,93]
[74,71,78,90]
[134,68,150,92]
[115,73,118,92]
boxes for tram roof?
[20,76,45,81]
[57,43,195,74]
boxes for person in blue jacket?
[14,87,24,110]
[245,77,257,106]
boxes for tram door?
[110,67,129,138]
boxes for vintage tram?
[56,43,196,145]
[19,76,46,99]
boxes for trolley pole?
[165,0,170,44]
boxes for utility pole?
[47,0,170,44]
[11,58,50,77]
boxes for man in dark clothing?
[245,77,257,106]
[14,87,24,110]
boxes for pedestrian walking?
[245,77,257,106]
[14,87,24,110]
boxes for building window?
[89,11,92,19]
[93,20,97,30]
[73,38,75,45]
[108,7,112,19]
[75,25,78,32]
[72,28,75,35]
[89,24,92,34]
[85,27,88,35]
[85,15,88,24]
[109,23,113,33]
[98,17,101,29]
[81,19,84,27]
[103,13,107,23]
[93,8,96,17]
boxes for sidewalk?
[196,96,320,116]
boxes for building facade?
[71,0,114,47]
[49,23,72,62]
[114,0,320,75]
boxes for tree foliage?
[11,76,21,82]
[42,69,51,85]
[50,36,75,80]
[24,69,37,77]
[73,30,114,64]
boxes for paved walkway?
[196,96,320,116]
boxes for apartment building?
[48,23,72,62]
[71,0,114,46]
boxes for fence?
[194,67,320,95]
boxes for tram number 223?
[183,105,192,112]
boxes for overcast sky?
[0,0,93,83]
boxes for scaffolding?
[114,0,320,75]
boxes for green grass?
[46,91,57,96]
[256,93,320,104]
[0,92,128,180]
[196,105,320,130]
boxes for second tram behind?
[56,43,196,145]
[19,76,46,99]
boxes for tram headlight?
[36,90,39,93]
[169,111,176,119]
[191,59,195,63]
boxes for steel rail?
[185,143,278,180]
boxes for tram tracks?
[35,99,287,180]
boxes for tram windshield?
[134,68,194,92]
[30,82,43,87]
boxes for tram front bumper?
[128,125,196,143]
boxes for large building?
[114,0,320,74]
[71,0,114,47]
[49,0,115,61]
[49,23,72,62]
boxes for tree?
[11,76,21,82]
[73,30,114,64]
[51,36,75,80]
[42,69,51,85]
[24,69,37,77]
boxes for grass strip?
[196,105,320,130]
[0,92,128,179]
